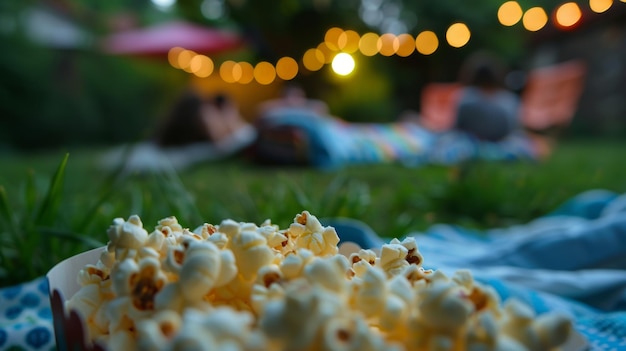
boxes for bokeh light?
[168,47,185,68]
[177,49,196,72]
[219,60,237,83]
[324,27,343,51]
[395,33,415,57]
[523,7,548,31]
[378,33,398,56]
[316,42,334,64]
[338,30,360,53]
[254,61,276,85]
[276,57,299,80]
[498,1,523,26]
[446,23,471,48]
[189,55,214,78]
[302,48,325,71]
[237,62,254,84]
[359,32,380,57]
[589,0,613,13]
[415,30,438,55]
[555,2,582,28]
[331,53,355,76]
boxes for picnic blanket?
[2,189,625,350]
[252,108,538,169]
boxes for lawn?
[1,137,625,286]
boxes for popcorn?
[64,212,574,351]
[290,211,340,256]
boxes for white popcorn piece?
[260,281,336,351]
[378,242,409,277]
[156,216,184,234]
[391,237,424,267]
[218,219,241,238]
[279,248,315,280]
[290,211,340,257]
[179,241,237,302]
[349,249,377,278]
[251,265,285,314]
[230,230,275,280]
[110,258,139,297]
[416,277,474,333]
[304,255,351,295]
[106,215,150,261]
[135,310,181,350]
[77,264,108,286]
[354,265,387,317]
[193,223,218,240]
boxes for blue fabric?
[327,189,626,350]
[259,109,539,169]
[0,277,54,350]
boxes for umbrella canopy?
[100,20,243,56]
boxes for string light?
[446,23,471,48]
[359,32,380,56]
[415,30,439,55]
[589,0,613,13]
[169,0,621,82]
[498,1,523,26]
[523,7,548,31]
[554,2,582,28]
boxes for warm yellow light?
[338,30,360,53]
[178,49,196,72]
[302,48,324,71]
[276,56,298,80]
[498,1,523,26]
[168,47,185,68]
[324,27,344,51]
[589,0,613,13]
[555,2,582,28]
[254,61,276,85]
[378,33,398,56]
[359,32,380,56]
[219,60,237,83]
[317,42,334,64]
[189,55,214,78]
[331,53,355,76]
[237,62,254,84]
[446,23,471,48]
[395,33,415,57]
[523,7,548,31]
[415,31,438,55]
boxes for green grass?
[1,138,625,286]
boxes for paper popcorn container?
[46,247,106,351]
[46,244,589,351]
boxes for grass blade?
[36,153,69,226]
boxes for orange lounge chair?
[419,59,587,134]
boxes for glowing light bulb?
[523,7,548,32]
[359,32,380,56]
[446,23,471,48]
[589,0,612,13]
[331,53,355,76]
[254,61,276,85]
[276,57,298,80]
[555,2,582,28]
[415,31,438,55]
[498,1,523,26]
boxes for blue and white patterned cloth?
[0,277,54,350]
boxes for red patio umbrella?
[100,20,243,56]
